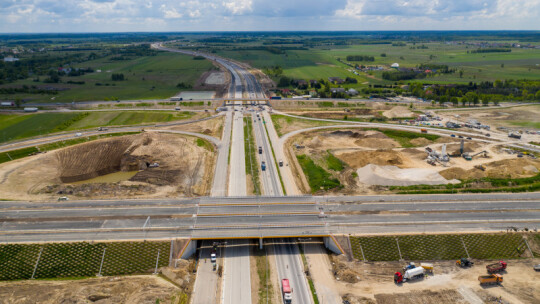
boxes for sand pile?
[382,106,414,118]
[337,149,411,169]
[357,164,459,186]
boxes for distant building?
[330,88,346,93]
[328,77,345,84]
[347,89,359,96]
[3,56,19,62]
[309,80,318,85]
[391,63,399,69]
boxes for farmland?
[211,42,540,85]
[0,51,216,103]
[0,111,196,143]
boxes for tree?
[450,97,458,106]
[14,98,22,108]
[439,95,448,105]
[481,95,490,106]
[461,97,467,107]
[465,92,479,107]
[536,90,540,100]
[459,70,464,78]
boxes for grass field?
[0,51,216,103]
[350,233,533,262]
[0,241,170,280]
[296,154,341,193]
[0,111,194,143]
[215,43,540,85]
[377,129,440,148]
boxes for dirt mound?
[382,106,414,118]
[357,164,457,186]
[440,158,540,180]
[56,136,135,183]
[375,289,467,304]
[337,149,412,169]
[0,275,180,304]
[439,167,486,180]
[41,183,156,198]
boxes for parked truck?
[281,279,292,303]
[394,266,425,283]
[486,261,507,273]
[478,274,503,285]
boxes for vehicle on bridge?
[281,279,292,303]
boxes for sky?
[0,0,539,33]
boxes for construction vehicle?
[456,258,474,267]
[97,127,109,131]
[281,279,292,303]
[486,261,507,273]
[533,264,540,271]
[463,150,488,161]
[261,161,266,171]
[478,274,503,285]
[394,266,425,283]
[508,132,521,139]
[421,129,428,133]
[421,263,434,273]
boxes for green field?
[0,51,215,103]
[377,129,440,148]
[215,43,540,85]
[0,241,170,280]
[296,154,341,193]
[0,111,194,143]
[350,233,534,262]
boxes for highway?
[272,238,313,304]
[222,239,251,304]
[251,111,283,196]
[2,196,539,241]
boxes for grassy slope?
[0,51,215,103]
[0,111,194,143]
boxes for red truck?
[486,261,507,273]
[282,279,292,303]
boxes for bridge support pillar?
[324,235,344,255]
[259,237,263,249]
[180,239,198,260]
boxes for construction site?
[285,126,540,194]
[0,132,216,200]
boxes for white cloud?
[0,0,538,32]
[222,0,253,15]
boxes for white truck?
[403,266,425,281]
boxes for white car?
[534,264,540,271]
[210,253,217,263]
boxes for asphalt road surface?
[228,111,247,196]
[222,239,251,304]
[272,238,313,304]
[211,111,233,197]
[191,241,220,304]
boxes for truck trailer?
[486,261,507,273]
[394,266,425,283]
[281,279,292,303]
[478,274,503,285]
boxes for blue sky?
[0,0,539,32]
